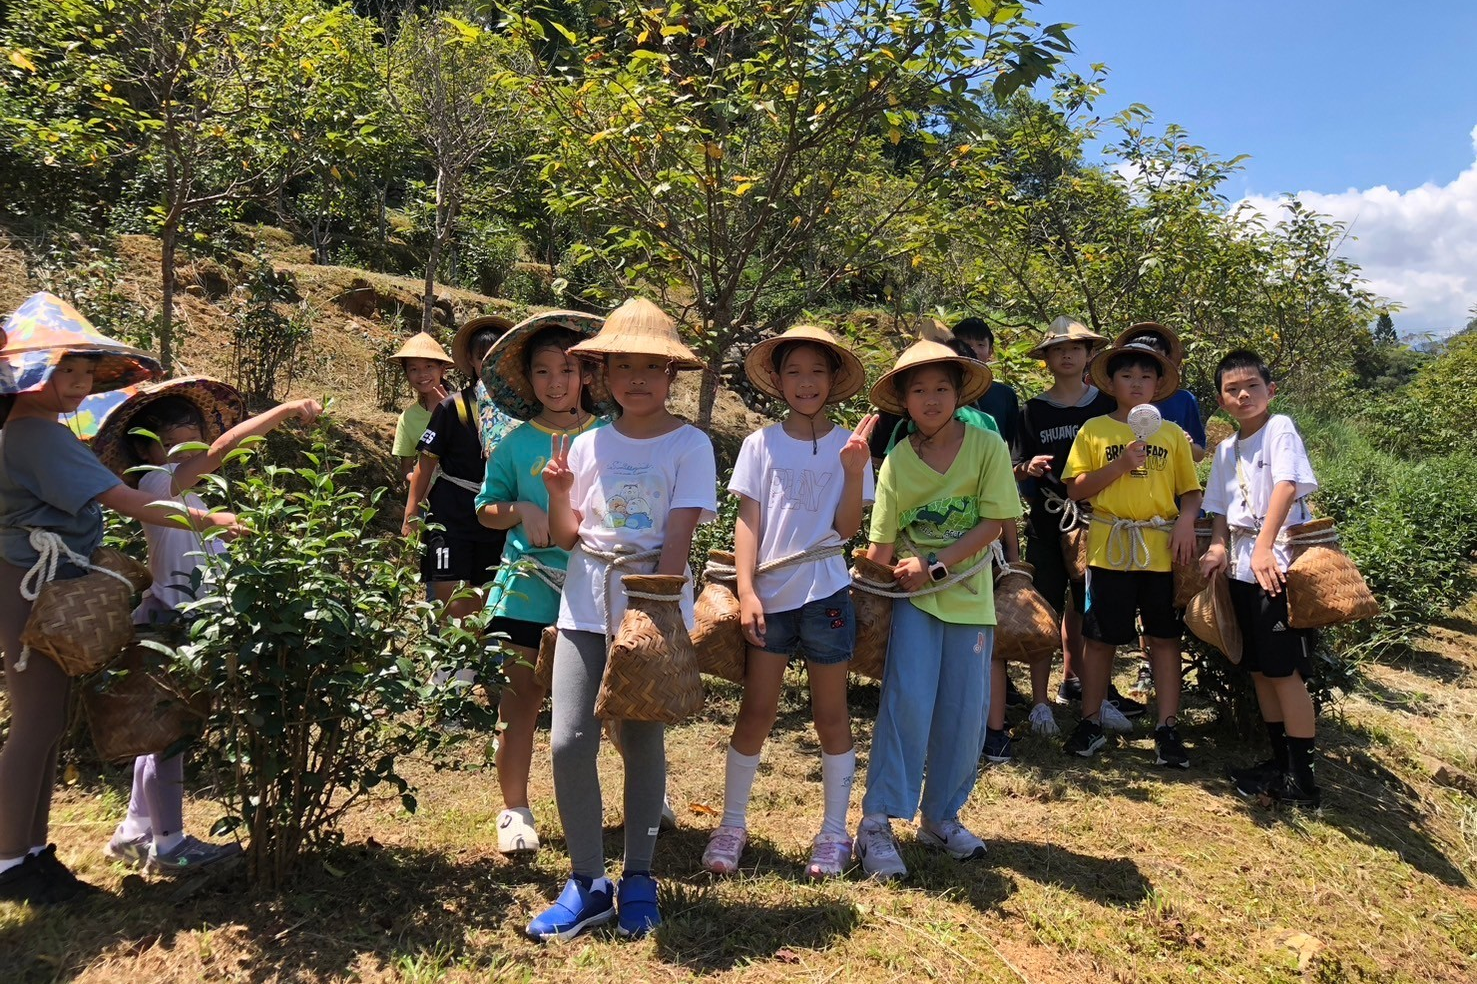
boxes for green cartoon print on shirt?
[899,494,980,542]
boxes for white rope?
[849,536,999,599]
[1089,512,1174,571]
[577,543,664,645]
[702,543,845,584]
[1042,488,1089,533]
[16,529,135,672]
[431,466,483,494]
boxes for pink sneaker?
[806,832,852,879]
[701,825,747,875]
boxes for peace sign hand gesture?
[541,433,575,497]
[840,414,879,477]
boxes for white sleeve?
[861,455,876,505]
[568,432,595,515]
[727,431,765,501]
[1268,416,1318,499]
[670,427,718,520]
[1201,441,1234,516]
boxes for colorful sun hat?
[743,325,866,405]
[566,297,707,371]
[60,385,140,441]
[869,339,992,415]
[92,376,247,486]
[389,331,453,366]
[481,310,611,419]
[1114,321,1182,362]
[1088,341,1180,403]
[451,313,516,378]
[1028,316,1109,359]
[0,292,161,396]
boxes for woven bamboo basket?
[1172,519,1216,608]
[595,574,704,723]
[1185,575,1242,664]
[1283,518,1379,629]
[848,555,895,680]
[535,626,557,690]
[21,548,151,677]
[691,550,745,683]
[992,563,1059,665]
[82,642,209,762]
[1061,523,1089,582]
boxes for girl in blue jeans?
[853,340,1022,881]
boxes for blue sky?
[1036,0,1477,334]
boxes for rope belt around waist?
[702,543,846,585]
[849,535,998,600]
[432,467,484,495]
[1042,488,1089,533]
[16,528,136,672]
[577,543,664,645]
[1089,512,1175,571]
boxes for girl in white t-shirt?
[701,326,876,879]
[91,380,319,875]
[527,298,716,943]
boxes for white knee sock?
[153,831,185,856]
[720,747,762,830]
[819,748,856,839]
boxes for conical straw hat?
[743,325,866,404]
[452,313,516,377]
[0,292,161,395]
[1028,315,1109,359]
[388,331,453,366]
[1087,341,1179,402]
[566,298,707,371]
[91,376,247,486]
[1115,321,1183,362]
[869,339,992,415]
[481,310,612,419]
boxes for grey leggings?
[550,629,666,879]
[0,562,69,859]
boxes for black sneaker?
[1153,721,1190,769]
[1106,685,1146,719]
[0,853,64,905]
[30,845,99,901]
[1228,758,1282,798]
[1056,676,1082,705]
[1003,677,1029,710]
[1063,719,1106,759]
[982,727,1013,764]
[1268,772,1322,809]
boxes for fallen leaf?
[775,948,800,964]
[689,802,719,816]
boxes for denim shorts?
[758,587,855,665]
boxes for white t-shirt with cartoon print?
[557,423,717,634]
[728,423,874,613]
[1203,414,1318,583]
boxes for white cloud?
[1240,124,1477,337]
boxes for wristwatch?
[927,552,949,582]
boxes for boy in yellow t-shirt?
[1062,341,1202,767]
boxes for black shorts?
[1024,521,1085,616]
[487,615,545,650]
[1227,577,1314,679]
[421,530,501,586]
[1082,567,1182,645]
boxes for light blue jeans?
[861,599,992,825]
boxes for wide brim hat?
[92,376,247,486]
[1115,321,1183,363]
[566,297,708,371]
[389,331,453,366]
[481,310,612,419]
[61,385,140,441]
[1029,315,1109,359]
[0,292,161,396]
[1088,341,1180,402]
[869,339,992,415]
[743,325,866,405]
[452,313,516,378]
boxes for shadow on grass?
[653,884,862,973]
[0,841,531,984]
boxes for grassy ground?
[3,603,1476,984]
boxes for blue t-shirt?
[0,418,121,573]
[1155,389,1206,450]
[475,416,608,623]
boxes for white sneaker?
[701,825,747,875]
[1029,702,1060,736]
[1100,701,1134,733]
[917,818,987,860]
[660,797,678,831]
[497,807,540,854]
[854,819,907,881]
[806,832,853,880]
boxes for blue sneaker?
[526,875,615,942]
[615,871,661,939]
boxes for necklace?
[536,409,590,433]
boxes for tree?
[385,10,526,333]
[509,0,1073,426]
[1373,312,1397,346]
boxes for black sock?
[1264,720,1288,769]
[1286,735,1317,790]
